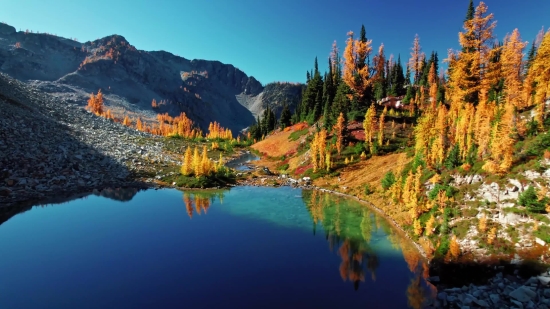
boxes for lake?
[0,186,435,308]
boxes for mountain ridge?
[0,22,302,133]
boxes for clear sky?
[1,0,548,85]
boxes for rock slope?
[0,73,173,206]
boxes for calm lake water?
[0,186,435,308]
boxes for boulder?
[539,276,550,286]
[509,286,536,303]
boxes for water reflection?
[182,190,227,218]
[302,189,436,307]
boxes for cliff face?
[0,23,300,132]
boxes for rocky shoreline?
[427,267,550,309]
[233,166,550,309]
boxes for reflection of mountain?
[0,187,146,228]
[302,189,436,305]
[182,190,228,219]
[94,187,140,202]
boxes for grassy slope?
[251,113,550,263]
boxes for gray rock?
[509,286,537,303]
[473,298,489,307]
[510,299,524,309]
[539,276,550,286]
[437,292,447,301]
[544,289,550,298]
[489,293,500,304]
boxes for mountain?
[0,23,302,133]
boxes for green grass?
[452,219,473,239]
[173,172,236,188]
[289,128,309,141]
[534,225,550,243]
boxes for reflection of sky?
[0,187,426,309]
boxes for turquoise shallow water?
[0,186,434,309]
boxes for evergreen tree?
[526,41,537,70]
[465,0,475,22]
[389,54,406,96]
[332,82,352,123]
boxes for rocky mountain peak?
[0,22,301,132]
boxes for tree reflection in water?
[182,190,227,219]
[303,189,436,307]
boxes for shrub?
[518,186,548,213]
[428,184,457,200]
[278,163,289,171]
[381,171,396,190]
[435,236,450,258]
[364,184,374,195]
[353,142,365,155]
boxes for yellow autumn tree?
[200,145,210,176]
[123,115,131,127]
[449,235,460,259]
[192,147,201,177]
[335,112,345,155]
[425,214,435,236]
[528,31,550,129]
[456,1,496,104]
[86,90,104,115]
[409,34,424,84]
[363,105,376,148]
[478,215,487,233]
[181,147,193,176]
[378,106,386,146]
[318,129,327,170]
[342,31,372,99]
[311,132,319,172]
[413,219,422,236]
[136,117,144,131]
[501,29,527,109]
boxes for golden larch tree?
[334,112,345,155]
[528,31,550,129]
[378,106,386,146]
[501,29,527,109]
[311,132,319,172]
[136,117,144,131]
[123,115,132,127]
[192,147,201,177]
[409,34,424,83]
[342,31,372,99]
[363,105,377,147]
[449,235,460,259]
[181,147,193,176]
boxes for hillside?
[248,0,550,267]
[0,23,302,133]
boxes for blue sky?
[1,0,548,84]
